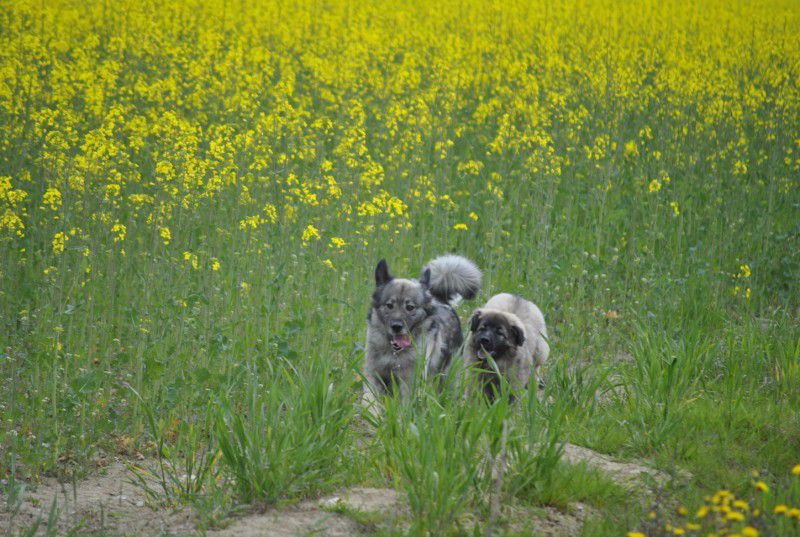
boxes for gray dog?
[464,293,549,401]
[363,254,481,401]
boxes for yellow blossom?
[322,259,334,269]
[43,188,62,210]
[183,251,199,270]
[649,178,662,193]
[301,224,321,244]
[159,226,171,245]
[239,281,250,296]
[111,223,126,242]
[453,223,468,231]
[52,231,67,254]
[726,511,745,522]
[624,140,639,157]
[739,264,751,278]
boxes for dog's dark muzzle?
[475,332,495,352]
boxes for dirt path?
[562,443,679,488]
[1,462,195,536]
[2,444,683,536]
[213,488,400,537]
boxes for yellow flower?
[673,528,685,536]
[677,506,688,516]
[453,223,468,231]
[754,481,768,492]
[626,532,645,537]
[726,511,745,522]
[301,224,320,244]
[648,178,662,193]
[624,140,639,157]
[159,226,171,245]
[183,251,199,270]
[210,258,220,271]
[43,187,62,210]
[686,523,701,531]
[468,211,479,221]
[696,506,709,518]
[733,500,749,510]
[791,464,800,475]
[111,222,126,242]
[322,258,334,269]
[788,508,800,519]
[742,528,758,537]
[329,237,346,249]
[774,505,788,514]
[239,281,250,296]
[670,201,680,215]
[739,264,751,278]
[52,231,67,254]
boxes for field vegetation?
[1,0,799,535]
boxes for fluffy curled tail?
[421,254,482,305]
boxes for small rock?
[319,496,343,509]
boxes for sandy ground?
[1,444,682,536]
[1,461,195,535]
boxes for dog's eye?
[385,302,394,309]
[405,304,415,312]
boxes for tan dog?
[463,293,549,401]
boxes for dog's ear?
[419,267,431,289]
[469,310,482,333]
[375,259,393,286]
[509,324,526,346]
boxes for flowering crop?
[0,0,798,270]
[0,0,798,531]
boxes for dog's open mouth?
[390,333,412,351]
[477,348,492,361]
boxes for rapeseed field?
[1,0,799,534]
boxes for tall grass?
[1,0,799,534]
[215,359,360,504]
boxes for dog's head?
[371,259,432,351]
[468,309,525,361]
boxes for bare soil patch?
[2,445,672,536]
[562,443,687,488]
[1,461,195,536]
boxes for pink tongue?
[394,334,412,349]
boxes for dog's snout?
[477,335,492,348]
[390,321,404,333]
